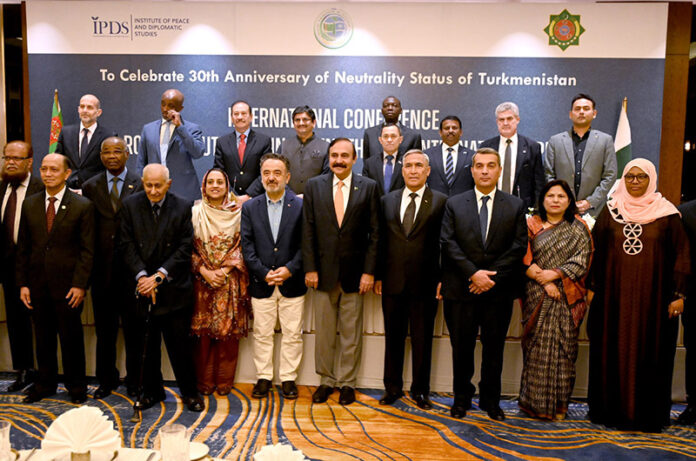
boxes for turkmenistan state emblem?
[544,9,585,51]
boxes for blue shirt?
[105,168,128,196]
[236,128,251,148]
[266,191,285,242]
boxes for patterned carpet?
[2,380,696,460]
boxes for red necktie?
[238,133,246,164]
[46,197,57,232]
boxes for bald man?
[56,94,117,189]
[137,89,205,202]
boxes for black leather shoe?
[450,403,468,418]
[412,393,433,410]
[183,395,204,412]
[7,370,35,393]
[281,381,298,399]
[71,392,87,404]
[252,379,272,399]
[485,405,506,421]
[338,386,355,405]
[379,391,403,405]
[678,405,696,425]
[138,392,166,410]
[312,385,334,403]
[23,386,54,404]
[93,386,112,400]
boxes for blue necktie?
[384,155,394,193]
[445,147,454,187]
[480,195,490,243]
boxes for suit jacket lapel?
[562,133,574,172]
[323,175,340,229]
[82,125,100,167]
[342,174,361,225]
[258,195,275,244]
[276,191,297,243]
[48,191,71,238]
[485,192,505,248]
[514,137,529,185]
[408,188,432,236]
[122,174,140,201]
[582,130,598,168]
[95,174,114,216]
[453,145,469,181]
[390,158,403,191]
[466,193,486,247]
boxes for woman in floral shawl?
[190,168,250,395]
[519,179,593,420]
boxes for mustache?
[332,163,348,168]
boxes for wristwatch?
[154,274,164,284]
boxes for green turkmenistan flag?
[48,89,62,153]
[614,98,631,174]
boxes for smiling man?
[544,94,617,217]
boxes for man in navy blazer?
[479,102,544,210]
[440,147,526,421]
[303,138,380,405]
[137,89,205,202]
[214,100,272,203]
[361,124,405,196]
[56,94,117,189]
[241,153,306,400]
[424,116,474,197]
[362,96,422,161]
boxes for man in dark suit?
[440,147,526,421]
[16,153,94,404]
[424,116,474,197]
[214,100,272,203]
[362,96,422,161]
[361,124,405,196]
[137,89,205,202]
[0,141,43,392]
[303,138,379,405]
[479,102,544,210]
[82,136,143,399]
[56,94,117,189]
[375,149,447,409]
[119,164,203,412]
[678,199,696,424]
[241,153,306,400]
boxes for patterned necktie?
[80,128,89,158]
[3,184,18,246]
[238,133,247,164]
[402,192,417,235]
[110,177,121,212]
[479,195,490,243]
[46,197,57,232]
[502,139,512,194]
[445,147,454,187]
[384,155,394,193]
[335,180,345,227]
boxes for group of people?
[0,89,693,434]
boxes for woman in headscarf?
[190,168,250,395]
[519,179,593,420]
[587,158,689,432]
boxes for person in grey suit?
[424,115,474,197]
[544,94,617,217]
[137,89,205,202]
[303,138,380,406]
[479,102,544,210]
[362,96,422,161]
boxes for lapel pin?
[61,205,66,209]
[354,186,358,190]
[128,184,134,189]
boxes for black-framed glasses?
[624,173,649,182]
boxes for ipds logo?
[314,9,352,49]
[91,16,130,36]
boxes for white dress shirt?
[497,133,518,192]
[79,122,97,155]
[399,185,426,222]
[441,142,461,172]
[474,186,497,238]
[1,173,32,243]
[45,186,67,214]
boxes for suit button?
[273,248,278,252]
[240,171,244,175]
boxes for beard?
[1,169,28,184]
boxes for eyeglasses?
[2,156,29,163]
[624,173,649,182]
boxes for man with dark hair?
[544,93,617,217]
[241,153,306,400]
[303,138,379,405]
[82,136,143,399]
[0,141,43,392]
[362,123,406,197]
[440,147,526,421]
[56,94,117,189]
[424,115,474,196]
[279,105,329,195]
[479,102,544,210]
[214,100,272,203]
[375,149,447,409]
[362,96,422,161]
[138,89,205,202]
[17,153,95,404]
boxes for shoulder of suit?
[430,188,448,202]
[589,129,612,139]
[356,174,377,188]
[250,129,271,142]
[480,136,499,147]
[82,172,106,188]
[66,189,93,205]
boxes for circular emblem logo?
[553,19,576,42]
[314,9,353,49]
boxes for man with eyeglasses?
[0,141,43,393]
[279,105,329,196]
[544,93,617,217]
[361,124,405,197]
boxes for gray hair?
[494,101,519,118]
[142,163,170,181]
[402,149,430,166]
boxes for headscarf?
[191,168,242,254]
[606,158,679,224]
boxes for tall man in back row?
[362,96,422,161]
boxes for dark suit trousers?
[382,294,437,395]
[130,305,198,398]
[683,306,696,405]
[444,295,513,407]
[91,282,137,388]
[32,292,86,395]
[2,277,35,370]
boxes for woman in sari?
[519,179,593,420]
[588,158,689,432]
[191,168,251,395]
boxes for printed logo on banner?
[91,16,130,37]
[314,8,353,49]
[544,9,585,51]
